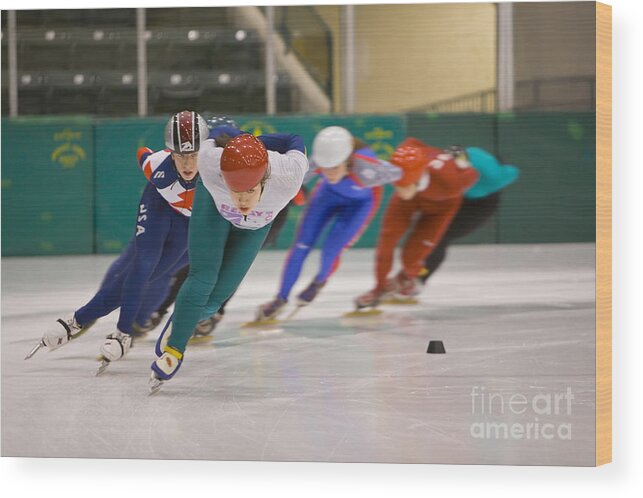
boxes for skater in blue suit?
[27,111,208,368]
[254,126,402,321]
[141,116,246,336]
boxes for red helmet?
[220,134,269,192]
[390,138,430,187]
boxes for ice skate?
[243,297,287,327]
[149,346,183,394]
[344,289,384,317]
[296,279,325,307]
[154,318,173,357]
[131,312,164,337]
[25,314,92,359]
[131,321,151,337]
[189,313,222,344]
[417,267,430,286]
[381,271,420,305]
[95,331,132,376]
[270,280,326,322]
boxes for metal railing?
[410,89,498,114]
[514,75,595,111]
[409,75,595,114]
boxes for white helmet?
[164,110,208,154]
[311,126,354,168]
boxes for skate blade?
[188,334,214,345]
[343,309,382,317]
[380,297,419,305]
[148,376,164,395]
[285,306,303,320]
[24,341,44,360]
[95,358,110,376]
[241,319,281,328]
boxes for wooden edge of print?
[595,1,612,467]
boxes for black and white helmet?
[164,110,208,154]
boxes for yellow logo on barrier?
[364,127,396,159]
[51,128,86,168]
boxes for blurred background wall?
[316,3,497,113]
[1,2,597,256]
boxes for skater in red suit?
[354,138,479,309]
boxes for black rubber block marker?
[427,340,446,354]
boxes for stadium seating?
[3,8,295,116]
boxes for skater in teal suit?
[150,132,308,392]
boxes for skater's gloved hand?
[293,188,307,206]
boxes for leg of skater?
[256,183,334,319]
[397,197,462,297]
[164,204,270,354]
[160,181,230,356]
[157,265,190,316]
[132,253,188,335]
[37,241,137,354]
[420,192,500,283]
[299,194,376,305]
[354,195,416,309]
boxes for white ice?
[1,244,596,465]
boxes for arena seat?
[18,33,74,71]
[71,30,135,71]
[163,31,218,71]
[193,70,252,114]
[146,7,231,29]
[244,71,295,113]
[148,71,203,115]
[98,71,140,116]
[16,9,136,29]
[16,72,49,115]
[46,71,101,115]
[213,29,262,69]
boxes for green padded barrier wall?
[1,117,94,256]
[406,113,499,244]
[406,112,596,244]
[1,112,595,257]
[496,112,596,243]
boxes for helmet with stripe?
[164,110,208,154]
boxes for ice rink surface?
[2,244,596,465]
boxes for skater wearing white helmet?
[253,126,401,323]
